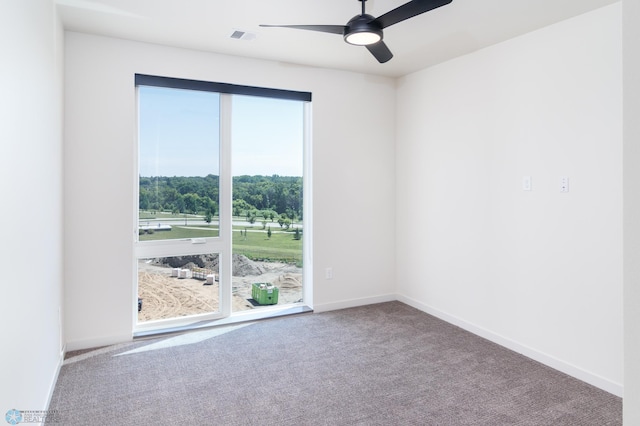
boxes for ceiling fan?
[260,0,453,64]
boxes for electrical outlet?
[560,176,569,192]
[325,267,333,280]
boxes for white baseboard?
[396,294,623,397]
[66,333,132,352]
[45,345,65,415]
[313,293,396,313]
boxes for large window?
[135,75,311,331]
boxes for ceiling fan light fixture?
[344,29,382,46]
[344,13,382,46]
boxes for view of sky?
[138,86,304,177]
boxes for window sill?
[133,303,313,339]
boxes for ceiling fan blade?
[366,41,393,63]
[374,0,453,29]
[259,24,345,35]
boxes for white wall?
[63,33,396,349]
[396,4,622,395]
[623,0,640,422]
[0,0,64,414]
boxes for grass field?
[233,228,302,265]
[139,222,302,265]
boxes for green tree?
[183,193,200,215]
[175,195,185,213]
[139,188,150,211]
[201,196,217,217]
[233,199,253,218]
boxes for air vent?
[230,30,256,41]
[230,30,244,39]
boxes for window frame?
[133,74,312,333]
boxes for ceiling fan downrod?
[359,0,367,15]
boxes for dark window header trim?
[135,74,312,102]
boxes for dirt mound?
[233,254,265,276]
[153,254,264,277]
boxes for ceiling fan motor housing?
[343,14,383,45]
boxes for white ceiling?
[56,0,619,78]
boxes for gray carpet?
[48,302,621,425]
